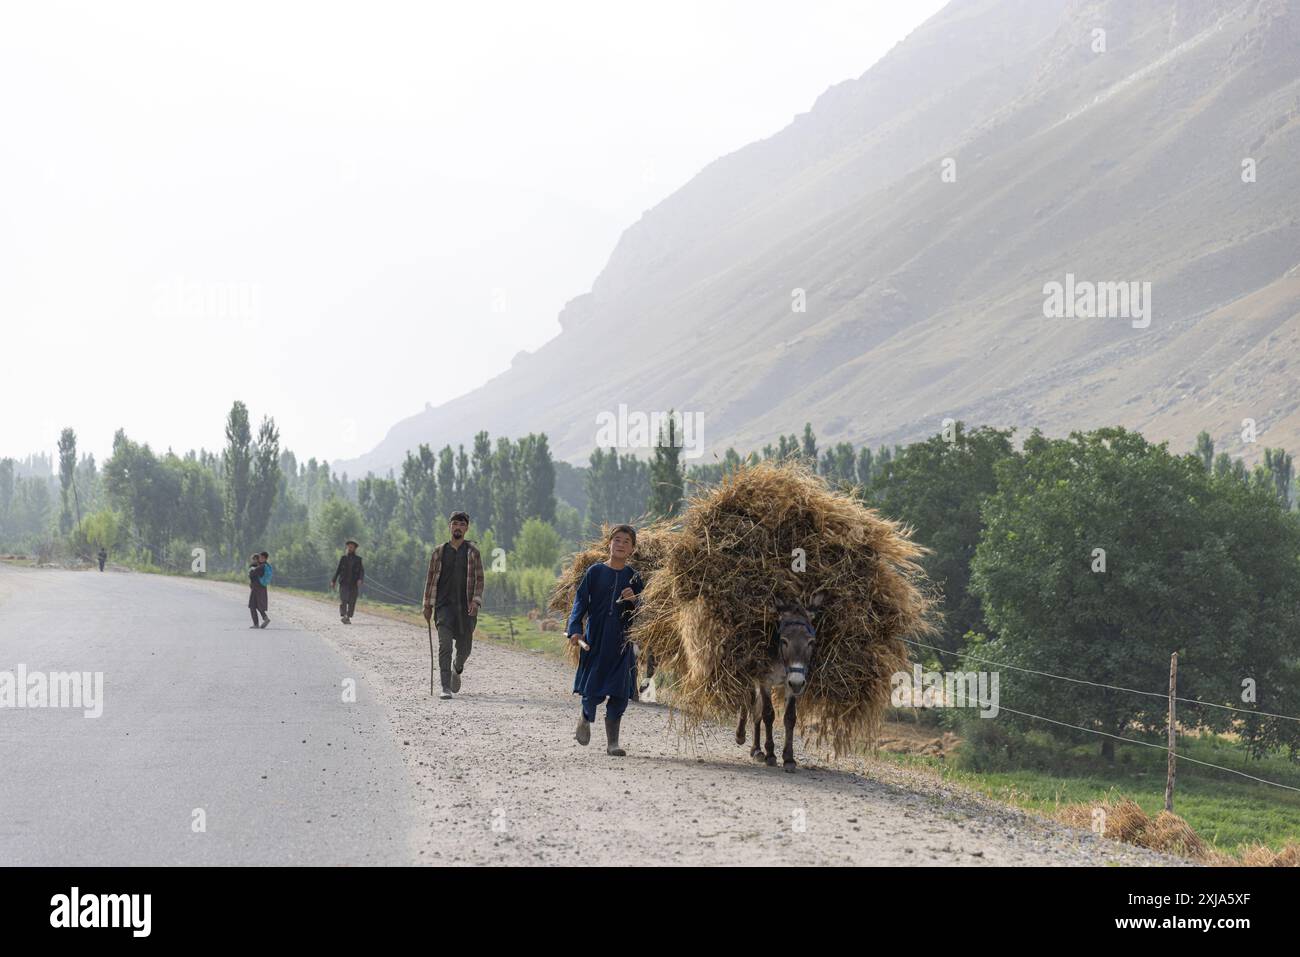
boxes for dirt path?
[206,579,1179,866]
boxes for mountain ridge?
[341,0,1300,476]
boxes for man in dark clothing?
[331,539,365,623]
[97,547,107,572]
[422,511,484,700]
[248,554,269,628]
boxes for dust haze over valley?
[0,0,945,466]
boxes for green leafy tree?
[78,508,123,553]
[492,437,520,547]
[853,446,871,486]
[358,476,399,540]
[971,428,1300,760]
[1192,468,1300,756]
[585,448,649,531]
[514,517,562,570]
[477,528,500,571]
[871,423,1015,659]
[1252,447,1293,509]
[517,433,557,523]
[57,428,78,536]
[316,497,365,554]
[400,444,438,543]
[0,458,14,541]
[554,501,584,550]
[819,441,857,487]
[436,445,457,525]
[468,431,494,529]
[245,417,281,552]
[801,423,817,465]
[647,414,685,519]
[222,401,253,566]
[1194,431,1214,471]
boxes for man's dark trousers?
[339,584,358,618]
[436,615,474,692]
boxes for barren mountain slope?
[345,0,1300,474]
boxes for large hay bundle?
[631,461,934,755]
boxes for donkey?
[734,593,823,772]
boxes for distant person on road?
[422,512,484,700]
[566,524,643,757]
[248,553,269,629]
[258,551,273,627]
[331,539,365,624]
[96,547,107,572]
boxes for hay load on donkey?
[630,462,934,762]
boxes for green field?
[880,729,1300,854]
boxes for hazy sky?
[0,0,946,468]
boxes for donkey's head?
[771,593,824,697]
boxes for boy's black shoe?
[605,717,625,756]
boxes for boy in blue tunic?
[567,524,643,756]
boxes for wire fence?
[898,636,1300,795]
[901,636,1300,723]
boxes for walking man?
[248,553,269,629]
[567,524,643,756]
[96,547,107,572]
[331,539,365,624]
[422,511,484,700]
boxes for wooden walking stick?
[434,613,444,696]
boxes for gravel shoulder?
[222,578,1182,867]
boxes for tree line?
[5,409,1300,761]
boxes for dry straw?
[1059,798,1299,865]
[551,462,936,754]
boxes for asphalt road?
[0,564,1176,867]
[0,565,417,865]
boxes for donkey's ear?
[808,591,826,615]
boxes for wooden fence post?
[1165,652,1178,813]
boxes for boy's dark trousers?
[582,694,628,723]
[339,584,358,618]
[436,620,473,691]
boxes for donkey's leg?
[782,695,798,772]
[762,691,777,766]
[735,704,748,746]
[750,686,765,760]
